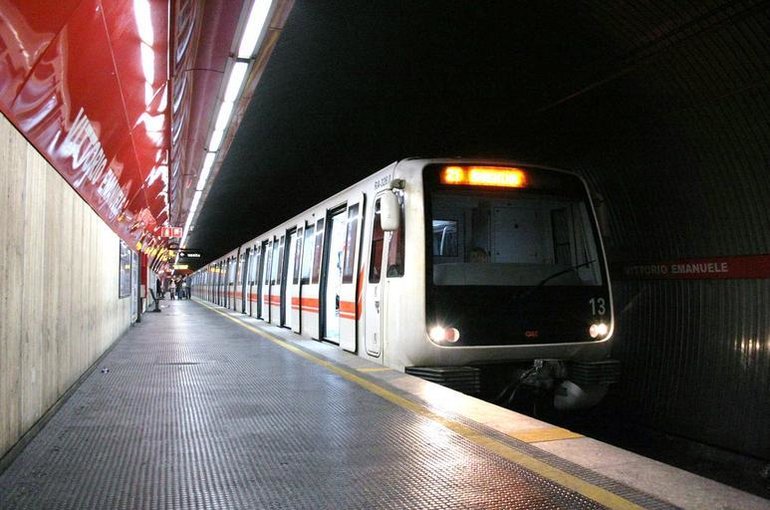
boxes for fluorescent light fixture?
[208,128,225,152]
[237,0,272,58]
[214,101,234,131]
[224,61,249,102]
[189,190,203,215]
[196,152,217,191]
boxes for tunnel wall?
[0,115,132,460]
[540,2,770,460]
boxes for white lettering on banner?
[97,170,128,217]
[671,262,729,274]
[624,264,669,277]
[58,107,128,219]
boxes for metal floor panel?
[1,301,660,509]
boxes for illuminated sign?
[157,226,183,238]
[173,264,189,270]
[441,166,527,188]
[179,251,202,258]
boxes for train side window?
[293,228,303,285]
[342,204,359,284]
[386,193,405,277]
[301,224,315,284]
[312,218,325,284]
[267,241,275,285]
[249,246,259,283]
[276,235,285,285]
[369,198,384,283]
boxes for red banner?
[0,0,170,246]
[614,255,770,280]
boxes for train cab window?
[342,204,359,284]
[386,192,405,277]
[429,189,602,287]
[312,218,325,284]
[369,199,384,283]
[301,224,315,284]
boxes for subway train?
[190,158,619,409]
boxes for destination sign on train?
[440,166,528,188]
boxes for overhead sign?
[179,251,202,258]
[614,255,770,280]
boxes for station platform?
[0,300,766,510]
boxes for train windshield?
[423,164,610,346]
[427,166,604,288]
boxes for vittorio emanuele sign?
[617,255,770,280]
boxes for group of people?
[155,277,189,300]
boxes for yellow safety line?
[511,427,585,443]
[196,300,643,510]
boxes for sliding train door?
[269,236,284,325]
[289,226,303,333]
[281,228,298,329]
[257,240,269,320]
[321,195,364,352]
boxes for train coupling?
[552,359,621,410]
[524,359,621,410]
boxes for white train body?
[191,158,616,407]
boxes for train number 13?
[589,298,606,316]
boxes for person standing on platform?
[169,279,176,300]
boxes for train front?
[420,162,618,410]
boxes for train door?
[232,256,240,311]
[365,196,385,357]
[321,208,347,343]
[321,195,364,351]
[338,195,364,352]
[247,245,259,316]
[225,258,230,307]
[214,262,222,305]
[225,258,231,309]
[257,240,268,320]
[304,218,324,339]
[240,248,250,313]
[262,239,273,321]
[270,236,284,325]
[288,226,304,332]
[281,229,297,328]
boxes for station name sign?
[615,255,770,280]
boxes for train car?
[191,158,618,409]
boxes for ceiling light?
[214,101,234,131]
[208,128,225,152]
[237,0,273,58]
[224,61,249,102]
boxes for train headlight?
[428,326,461,344]
[589,322,609,339]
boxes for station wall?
[0,115,132,460]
